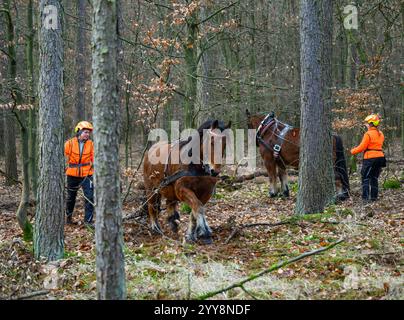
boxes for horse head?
[198,119,231,176]
[246,109,276,129]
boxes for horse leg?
[166,201,180,233]
[335,178,349,201]
[146,190,163,234]
[265,160,278,197]
[278,166,289,198]
[176,187,212,244]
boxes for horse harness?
[256,113,292,159]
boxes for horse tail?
[334,135,350,196]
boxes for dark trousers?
[361,158,383,200]
[66,175,94,223]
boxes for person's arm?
[350,133,370,155]
[90,141,94,163]
[64,140,71,160]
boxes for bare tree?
[92,0,126,300]
[34,0,65,261]
[295,0,335,214]
[1,0,18,186]
[74,0,86,123]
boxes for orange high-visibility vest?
[351,127,384,159]
[64,138,94,177]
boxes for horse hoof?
[151,224,163,235]
[168,221,179,233]
[185,234,197,243]
[199,236,213,245]
[269,192,277,198]
[282,191,290,198]
[167,212,180,233]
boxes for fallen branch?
[197,239,345,300]
[220,170,268,184]
[13,290,50,300]
[363,251,401,256]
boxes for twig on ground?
[197,239,345,300]
[224,220,295,244]
[12,290,50,300]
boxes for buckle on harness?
[273,144,281,152]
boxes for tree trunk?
[16,113,32,240]
[92,0,126,300]
[196,1,210,125]
[27,0,38,201]
[296,0,335,215]
[2,1,18,186]
[74,0,86,123]
[34,0,65,261]
[184,11,198,128]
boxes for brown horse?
[143,120,231,244]
[246,110,350,200]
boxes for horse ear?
[211,120,219,130]
[225,121,232,129]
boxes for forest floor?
[0,160,403,300]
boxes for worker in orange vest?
[351,114,386,202]
[65,121,94,227]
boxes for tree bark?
[27,0,38,199]
[296,0,335,215]
[2,0,18,186]
[184,10,198,128]
[92,0,126,300]
[34,0,65,261]
[74,0,86,123]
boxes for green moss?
[23,222,33,242]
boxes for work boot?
[66,215,78,225]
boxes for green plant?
[213,192,225,199]
[180,203,192,214]
[289,182,298,193]
[383,179,400,189]
[338,208,353,217]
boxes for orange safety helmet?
[75,121,93,133]
[364,114,380,126]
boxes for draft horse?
[143,119,231,244]
[246,110,350,200]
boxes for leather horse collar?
[256,113,292,159]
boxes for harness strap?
[160,169,211,188]
[272,124,291,158]
[68,162,91,168]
